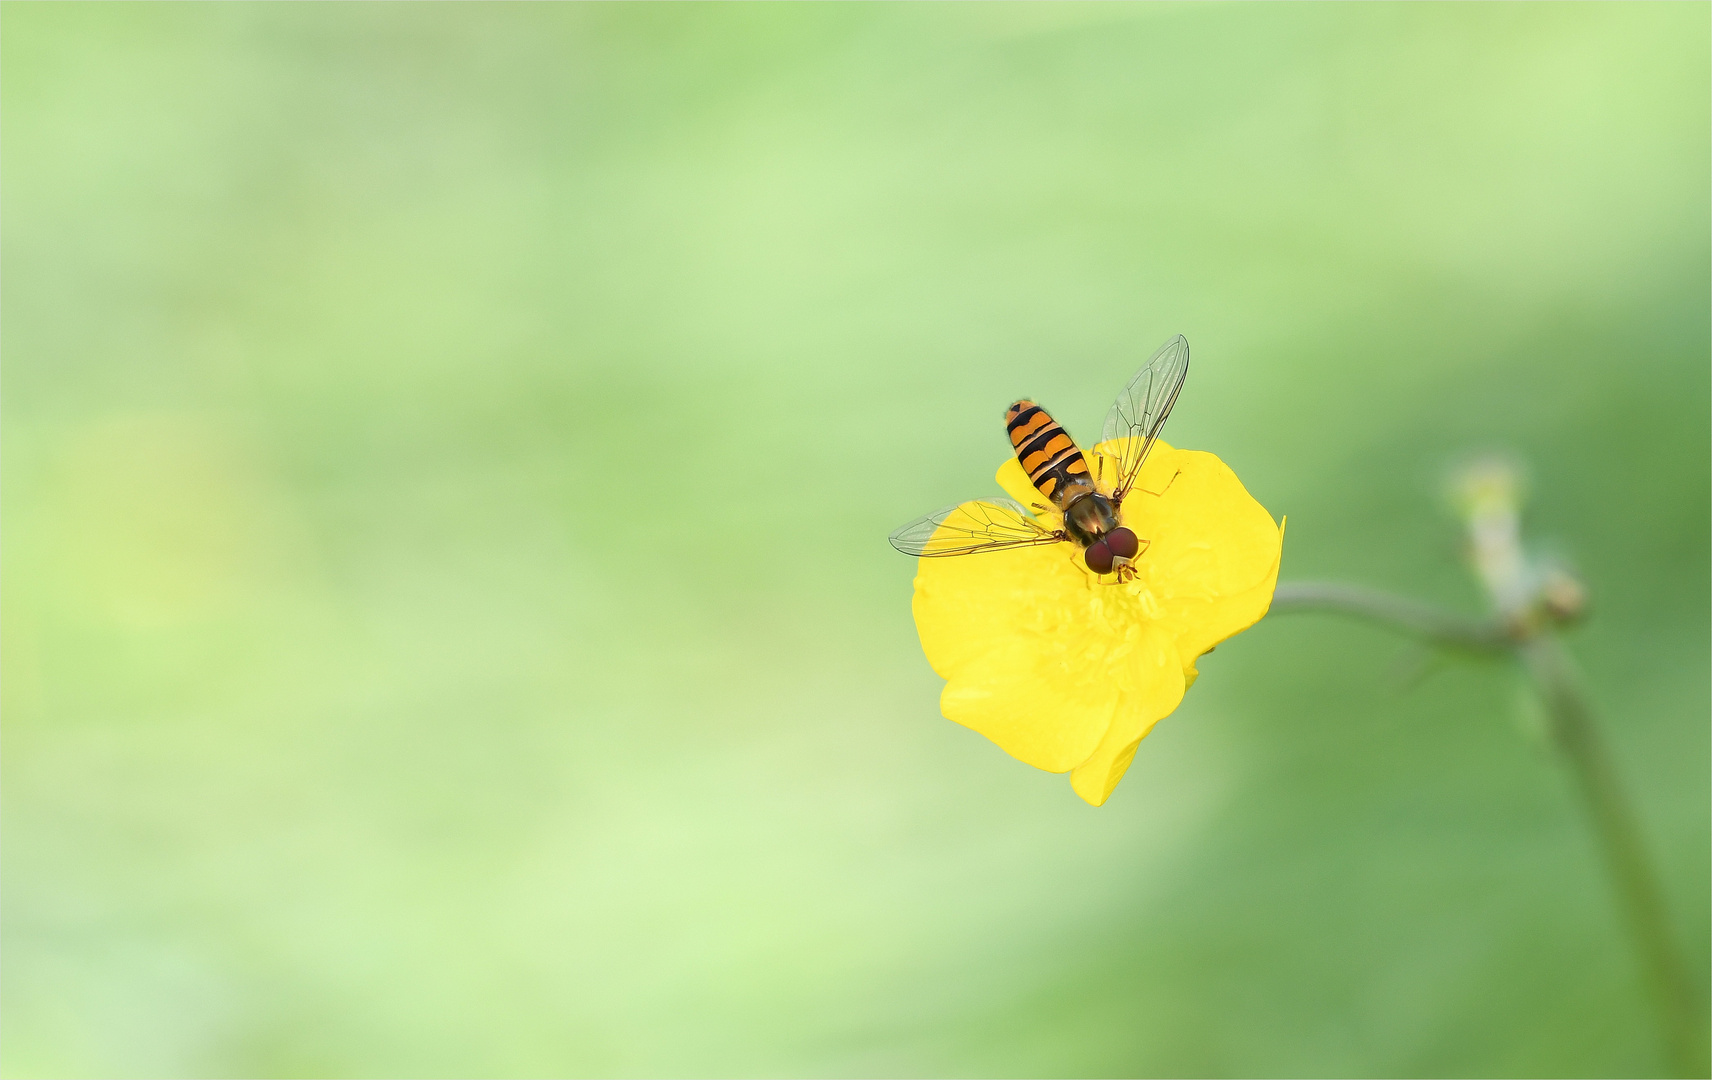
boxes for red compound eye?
[1084,540,1114,574]
[1105,527,1139,560]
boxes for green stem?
[1269,581,1510,654]
[1270,581,1705,1077]
[1517,635,1706,1078]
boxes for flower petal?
[1068,625,1187,806]
[1097,440,1283,673]
[913,537,1121,771]
[1176,547,1283,685]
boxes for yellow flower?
[910,440,1284,806]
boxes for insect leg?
[1132,468,1182,499]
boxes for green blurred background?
[4,4,1707,1076]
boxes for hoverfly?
[889,334,1190,583]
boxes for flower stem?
[1269,581,1510,654]
[1516,634,1707,1078]
[1270,581,1706,1077]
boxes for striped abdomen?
[1005,400,1092,507]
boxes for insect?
[889,334,1190,583]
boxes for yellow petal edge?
[911,441,1283,805]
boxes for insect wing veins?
[889,497,1065,557]
[1100,334,1189,504]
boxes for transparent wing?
[1100,334,1189,503]
[889,498,1066,557]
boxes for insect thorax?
[1062,488,1118,548]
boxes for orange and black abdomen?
[1005,400,1091,506]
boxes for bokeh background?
[4,4,1708,1077]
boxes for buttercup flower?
[910,439,1283,805]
